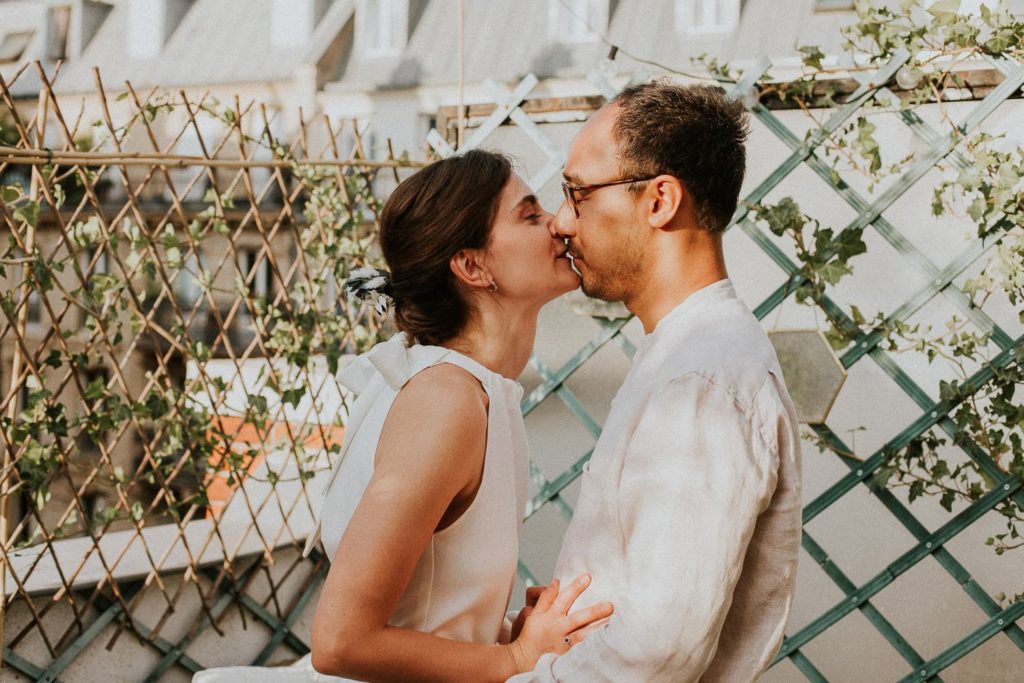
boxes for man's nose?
[552,201,576,239]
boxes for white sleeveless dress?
[194,333,528,682]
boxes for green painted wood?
[250,562,328,666]
[788,649,830,683]
[521,319,630,416]
[144,557,269,682]
[779,476,1023,659]
[895,600,1024,682]
[36,581,145,683]
[728,51,911,226]
[2,648,51,681]
[802,334,1024,524]
[526,450,593,520]
[527,460,575,520]
[799,531,935,673]
[530,355,603,439]
[749,104,1014,352]
[808,425,1024,650]
[91,594,205,674]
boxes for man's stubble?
[578,226,646,304]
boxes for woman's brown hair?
[378,149,512,346]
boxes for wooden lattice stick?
[0,145,426,169]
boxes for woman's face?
[484,173,580,304]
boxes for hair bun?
[345,267,393,316]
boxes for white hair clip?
[345,267,394,316]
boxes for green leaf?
[13,201,39,228]
[84,376,106,401]
[281,387,305,408]
[799,45,826,71]
[818,261,853,286]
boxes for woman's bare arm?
[310,364,612,682]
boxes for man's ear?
[450,248,491,290]
[646,175,685,230]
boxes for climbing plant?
[716,0,1024,576]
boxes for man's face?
[555,104,646,303]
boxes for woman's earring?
[488,280,498,293]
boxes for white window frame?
[550,0,607,44]
[676,0,741,36]
[359,0,409,58]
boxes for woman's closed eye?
[525,212,543,223]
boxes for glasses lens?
[561,182,578,217]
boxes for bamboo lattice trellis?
[0,62,417,681]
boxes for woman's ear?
[647,175,685,230]
[450,248,492,290]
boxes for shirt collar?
[636,278,736,357]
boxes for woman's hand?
[509,584,545,642]
[505,573,614,674]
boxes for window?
[27,290,42,325]
[551,0,607,43]
[174,250,205,307]
[676,0,740,35]
[0,31,34,63]
[238,247,272,301]
[360,0,408,57]
[77,367,111,456]
[82,246,110,292]
[87,247,109,276]
[47,5,71,61]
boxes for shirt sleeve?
[509,373,780,682]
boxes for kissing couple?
[198,79,802,683]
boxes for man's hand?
[510,584,547,641]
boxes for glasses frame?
[561,175,656,218]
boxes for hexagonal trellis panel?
[769,329,847,425]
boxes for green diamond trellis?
[3,45,1023,681]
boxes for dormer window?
[551,0,607,44]
[360,0,408,57]
[676,0,740,35]
[47,5,71,61]
[0,31,34,64]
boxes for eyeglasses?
[561,176,656,218]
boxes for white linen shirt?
[511,279,802,682]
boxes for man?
[510,81,802,681]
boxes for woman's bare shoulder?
[401,363,490,414]
[373,363,489,474]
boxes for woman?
[305,150,610,681]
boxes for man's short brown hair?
[613,80,750,233]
